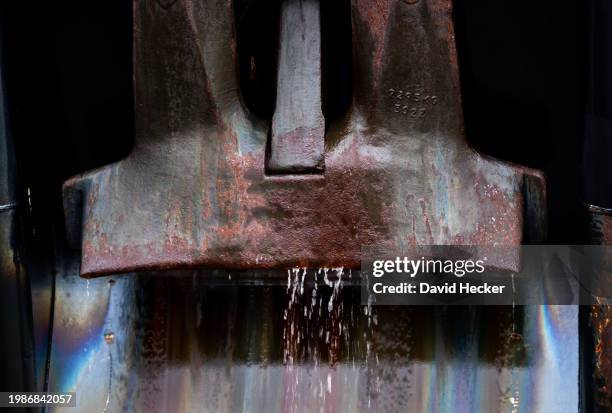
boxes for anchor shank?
[268,0,325,174]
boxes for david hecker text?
[373,282,506,295]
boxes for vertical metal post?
[268,0,325,173]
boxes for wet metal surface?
[47,267,578,413]
[63,0,546,277]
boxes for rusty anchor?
[63,0,546,277]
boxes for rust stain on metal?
[589,205,612,408]
[592,303,612,409]
[63,0,546,277]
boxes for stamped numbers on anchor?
[388,84,438,120]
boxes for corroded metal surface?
[588,205,612,409]
[268,0,325,173]
[591,303,612,410]
[589,205,612,246]
[47,268,578,413]
[63,0,546,277]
